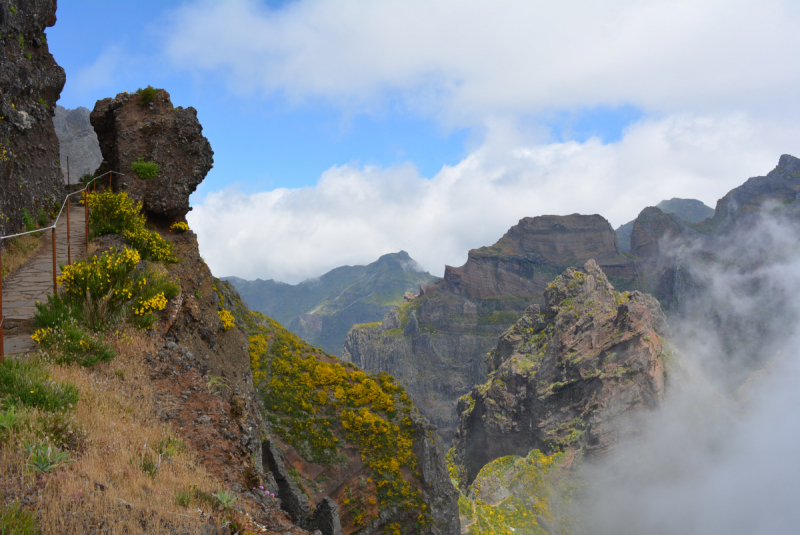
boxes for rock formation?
[90,88,213,220]
[53,105,102,182]
[0,0,66,234]
[342,214,639,441]
[450,260,667,485]
[615,198,714,252]
[226,251,438,356]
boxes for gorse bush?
[170,221,189,233]
[129,157,160,180]
[87,191,176,262]
[0,359,79,412]
[135,85,161,107]
[32,322,117,367]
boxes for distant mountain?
[616,198,714,252]
[54,105,103,183]
[224,251,438,356]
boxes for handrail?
[0,170,122,242]
[0,170,124,361]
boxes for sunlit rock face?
[90,89,213,221]
[451,260,666,486]
[0,0,66,234]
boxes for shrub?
[78,172,94,186]
[219,309,235,331]
[129,157,159,180]
[0,501,40,535]
[25,442,71,473]
[123,225,177,262]
[36,207,49,227]
[170,221,189,233]
[88,191,144,237]
[135,85,161,107]
[22,208,35,231]
[32,322,117,367]
[0,359,79,412]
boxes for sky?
[49,0,800,283]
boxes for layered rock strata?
[90,88,213,220]
[0,0,66,234]
[343,214,638,441]
[450,260,666,485]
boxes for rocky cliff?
[90,88,213,220]
[343,214,639,442]
[615,198,714,252]
[54,105,102,182]
[449,260,666,486]
[0,0,66,234]
[226,251,438,356]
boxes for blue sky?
[47,1,800,282]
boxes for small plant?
[170,221,189,233]
[135,85,161,107]
[78,172,94,186]
[139,452,160,478]
[0,406,19,441]
[9,6,17,14]
[219,309,235,331]
[18,34,24,48]
[36,207,48,227]
[22,207,35,231]
[25,52,31,60]
[174,484,198,507]
[194,289,201,299]
[25,442,71,473]
[41,33,47,45]
[211,488,237,510]
[129,157,159,180]
[37,97,48,107]
[114,369,125,379]
[204,374,227,396]
[0,359,79,412]
[154,434,186,459]
[0,501,40,535]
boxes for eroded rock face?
[54,105,102,182]
[451,260,666,485]
[90,89,213,220]
[342,214,639,441]
[0,0,66,234]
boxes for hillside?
[226,251,438,356]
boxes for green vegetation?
[477,311,519,325]
[0,359,79,412]
[35,207,48,227]
[135,85,161,107]
[8,6,17,14]
[129,157,160,180]
[21,207,35,231]
[0,501,40,535]
[26,442,71,473]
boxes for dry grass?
[1,233,44,278]
[0,327,228,534]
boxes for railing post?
[52,227,57,294]
[67,195,71,265]
[1,244,4,362]
[109,171,112,190]
[85,189,89,253]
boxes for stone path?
[2,204,87,356]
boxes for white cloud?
[189,113,800,283]
[70,45,128,96]
[165,0,800,124]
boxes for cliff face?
[343,214,639,442]
[226,251,438,356]
[54,105,102,182]
[450,260,666,486]
[615,198,714,252]
[0,0,66,234]
[90,89,213,220]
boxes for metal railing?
[0,170,123,361]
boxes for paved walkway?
[2,205,87,355]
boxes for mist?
[582,212,800,534]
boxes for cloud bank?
[189,114,799,282]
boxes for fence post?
[67,195,71,265]
[109,171,112,190]
[85,189,89,253]
[0,245,4,362]
[52,227,57,294]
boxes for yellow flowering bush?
[170,221,189,233]
[219,309,235,330]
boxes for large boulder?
[90,88,213,220]
[0,0,66,234]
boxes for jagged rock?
[615,198,714,252]
[0,0,66,235]
[451,260,666,485]
[90,89,213,220]
[342,214,639,441]
[629,207,698,259]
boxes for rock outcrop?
[451,260,666,485]
[0,0,66,234]
[615,198,714,252]
[90,88,213,220]
[54,105,102,182]
[342,214,639,441]
[226,251,438,356]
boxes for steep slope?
[227,251,438,356]
[53,105,102,182]
[218,281,460,535]
[449,261,667,533]
[615,198,714,252]
[342,215,639,442]
[0,0,66,234]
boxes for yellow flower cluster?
[123,226,176,263]
[219,309,235,331]
[133,292,168,316]
[57,247,141,300]
[170,221,189,232]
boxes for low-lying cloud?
[189,113,798,282]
